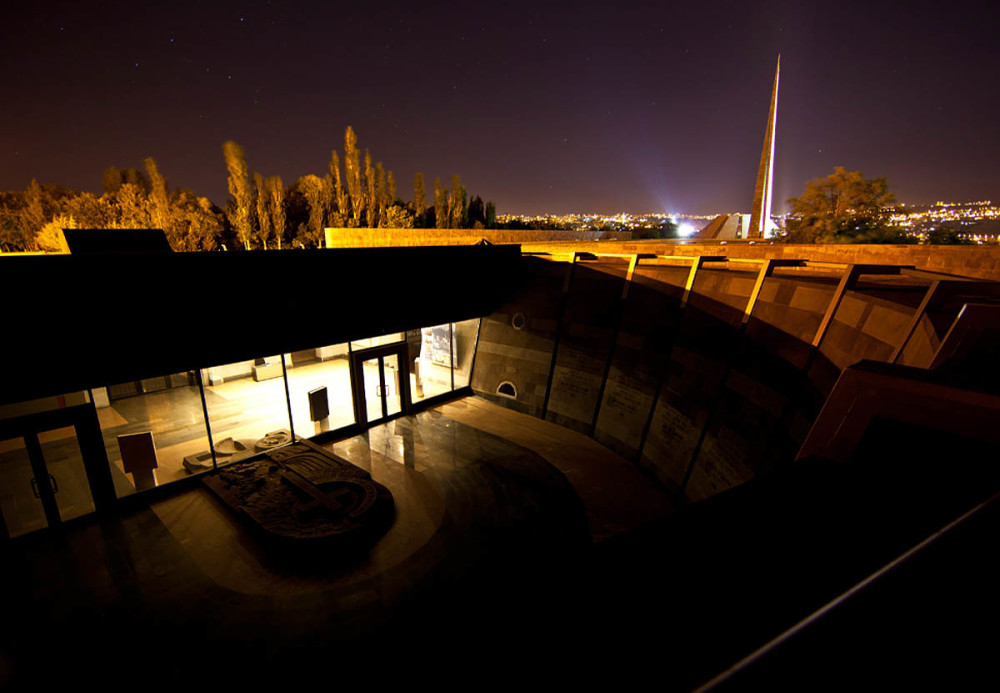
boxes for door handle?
[49,474,59,494]
[30,477,41,498]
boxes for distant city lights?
[497,200,999,243]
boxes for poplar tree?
[375,162,387,227]
[387,170,397,204]
[267,176,286,249]
[329,150,348,226]
[344,127,363,227]
[433,177,448,230]
[24,179,47,243]
[297,174,325,248]
[485,200,497,229]
[467,195,485,229]
[364,150,376,227]
[253,172,271,248]
[449,174,467,229]
[102,166,123,195]
[321,174,335,228]
[144,157,170,233]
[223,141,253,249]
[414,172,427,218]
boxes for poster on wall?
[422,325,457,367]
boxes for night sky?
[2,0,997,215]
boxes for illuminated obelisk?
[748,57,780,239]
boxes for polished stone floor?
[0,397,655,688]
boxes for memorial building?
[2,234,1000,688]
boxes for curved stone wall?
[472,252,999,505]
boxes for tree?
[266,176,286,249]
[114,183,152,229]
[387,170,397,204]
[223,141,254,249]
[782,167,901,244]
[295,174,326,248]
[329,150,348,227]
[102,166,123,195]
[344,127,363,227]
[467,195,485,229]
[925,224,973,245]
[448,174,467,228]
[35,214,75,252]
[413,172,427,218]
[375,162,387,227]
[144,157,170,233]
[169,191,223,251]
[485,200,497,229]
[253,172,272,248]
[385,205,414,228]
[63,192,107,229]
[23,179,47,246]
[364,150,376,227]
[433,177,448,230]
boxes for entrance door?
[0,405,113,541]
[350,345,411,427]
[0,426,95,539]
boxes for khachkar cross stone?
[204,442,394,548]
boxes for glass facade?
[284,343,354,437]
[1,322,484,537]
[94,371,213,497]
[410,319,482,400]
[0,391,91,422]
[453,318,482,389]
[351,332,405,350]
[202,356,292,467]
[38,426,95,521]
[0,436,47,538]
[412,323,456,402]
[0,391,99,535]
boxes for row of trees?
[222,128,497,251]
[0,126,496,252]
[0,163,225,252]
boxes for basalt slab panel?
[819,283,927,370]
[684,335,804,503]
[639,294,746,493]
[472,258,568,416]
[545,260,629,433]
[751,274,840,351]
[692,266,760,317]
[593,263,690,459]
[683,272,858,502]
[896,281,1000,368]
[203,442,394,549]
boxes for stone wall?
[324,227,631,248]
[520,240,1000,281]
[472,250,999,506]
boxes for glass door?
[0,435,50,538]
[352,345,410,428]
[361,355,402,421]
[0,424,96,539]
[39,426,96,523]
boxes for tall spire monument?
[748,56,780,239]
